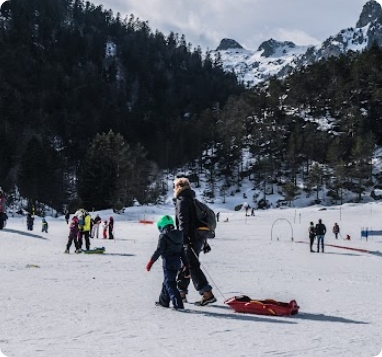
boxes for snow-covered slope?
[212,0,382,87]
[1,202,381,356]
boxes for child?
[65,216,80,253]
[145,215,190,310]
[102,220,108,239]
[41,217,48,233]
[332,223,340,239]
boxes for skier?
[145,215,189,310]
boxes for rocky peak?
[356,0,382,28]
[216,38,243,51]
[257,38,296,57]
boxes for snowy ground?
[1,202,382,357]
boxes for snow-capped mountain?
[212,0,382,87]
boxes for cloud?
[101,0,366,51]
[0,0,368,52]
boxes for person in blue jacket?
[146,215,189,310]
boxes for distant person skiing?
[315,219,327,253]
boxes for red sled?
[225,295,299,316]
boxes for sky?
[96,0,369,51]
[0,0,375,51]
[1,191,382,356]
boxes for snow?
[1,199,382,357]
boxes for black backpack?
[193,198,217,234]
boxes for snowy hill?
[212,0,381,87]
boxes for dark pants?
[158,256,183,309]
[66,234,79,251]
[109,226,114,239]
[309,234,315,251]
[177,232,212,295]
[78,231,91,250]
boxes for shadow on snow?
[294,312,368,324]
[3,228,47,240]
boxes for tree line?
[0,0,381,211]
[0,0,242,211]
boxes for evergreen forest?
[1,0,382,212]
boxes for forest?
[0,0,381,212]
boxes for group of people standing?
[146,177,216,310]
[308,220,341,253]
[65,210,114,254]
[26,213,48,233]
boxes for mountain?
[212,0,382,87]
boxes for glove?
[203,242,211,254]
[146,259,154,271]
[183,265,191,278]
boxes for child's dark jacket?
[150,226,189,266]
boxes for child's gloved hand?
[145,259,154,271]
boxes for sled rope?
[191,247,227,301]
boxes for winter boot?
[180,293,188,303]
[155,301,169,308]
[64,249,69,254]
[195,291,216,306]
